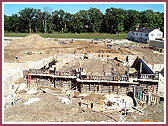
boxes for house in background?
[128,28,163,43]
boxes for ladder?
[27,68,32,88]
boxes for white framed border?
[2,2,167,124]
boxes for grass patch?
[4,32,128,39]
[4,33,30,37]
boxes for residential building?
[128,28,163,43]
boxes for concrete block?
[93,103,105,111]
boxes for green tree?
[105,8,125,34]
[4,7,164,34]
[19,8,36,33]
[33,9,43,33]
[140,10,154,28]
[4,14,10,32]
[64,12,73,33]
[124,10,140,31]
[140,10,164,33]
[88,8,103,32]
[159,12,164,32]
[71,13,81,33]
[58,9,66,33]
[72,10,89,33]
[52,10,59,32]
[52,9,67,33]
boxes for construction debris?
[4,34,164,122]
[24,97,40,105]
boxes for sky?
[4,3,164,16]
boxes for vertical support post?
[11,91,14,105]
[133,87,135,99]
[52,77,53,84]
[98,83,101,91]
[27,69,29,88]
[157,95,160,103]
[141,87,144,100]
[70,89,72,100]
[155,94,157,104]
[48,68,50,74]
[76,82,77,91]
[117,85,119,95]
[154,94,157,104]
[148,92,151,105]
[108,84,110,94]
[137,92,139,104]
[69,80,71,89]
[30,68,32,88]
[82,83,85,92]
[54,78,56,88]
[54,67,56,75]
[27,69,32,88]
[101,84,102,93]
[125,102,127,115]
[48,77,50,87]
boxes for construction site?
[3,34,165,122]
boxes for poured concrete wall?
[158,73,164,97]
[4,56,54,106]
[31,56,53,69]
[145,63,164,72]
[153,64,164,72]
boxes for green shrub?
[48,30,53,33]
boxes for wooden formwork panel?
[79,83,128,95]
[135,84,158,94]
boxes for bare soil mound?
[61,59,127,75]
[5,34,58,49]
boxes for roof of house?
[133,28,155,33]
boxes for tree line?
[4,7,164,34]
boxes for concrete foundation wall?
[4,56,54,100]
[32,56,53,69]
[153,64,164,72]
[158,73,164,97]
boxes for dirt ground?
[4,88,112,122]
[4,34,164,77]
[4,85,164,122]
[60,58,128,76]
[4,34,164,64]
[125,101,164,122]
[4,34,165,123]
